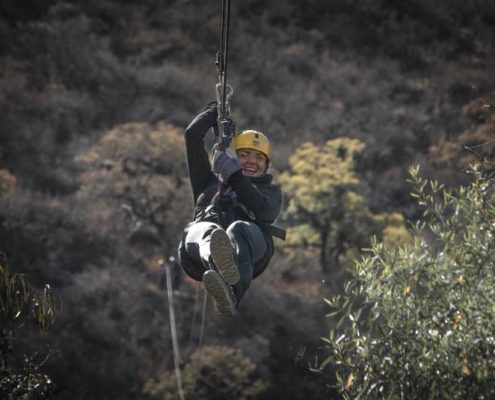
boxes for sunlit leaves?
[321,164,495,399]
[143,345,268,400]
[279,137,367,271]
[0,169,16,196]
[280,137,408,275]
[280,138,365,216]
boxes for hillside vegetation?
[0,0,494,399]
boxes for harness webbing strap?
[271,225,287,241]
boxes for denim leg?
[226,221,267,304]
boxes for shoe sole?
[203,270,235,317]
[210,229,240,285]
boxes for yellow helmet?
[232,130,271,159]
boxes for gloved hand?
[217,135,231,152]
[212,144,241,183]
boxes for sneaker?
[209,228,240,285]
[203,270,236,317]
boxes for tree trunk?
[320,227,332,273]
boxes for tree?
[143,345,268,400]
[279,138,408,280]
[428,93,495,186]
[280,138,366,273]
[321,164,495,399]
[76,121,193,262]
[0,253,57,399]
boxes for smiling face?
[236,149,268,177]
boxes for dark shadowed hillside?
[1,0,494,399]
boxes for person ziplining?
[177,0,285,317]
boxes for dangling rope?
[163,257,209,400]
[188,285,201,347]
[188,283,208,356]
[190,286,208,381]
[164,259,185,400]
[198,288,208,353]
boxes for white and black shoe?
[203,270,236,317]
[209,228,240,285]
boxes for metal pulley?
[215,81,234,121]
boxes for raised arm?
[184,106,218,204]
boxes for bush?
[76,120,192,258]
[0,253,57,400]
[143,345,268,400]
[321,164,495,399]
[0,169,16,195]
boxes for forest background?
[0,0,494,399]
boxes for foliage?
[0,169,16,195]
[76,121,193,258]
[373,212,411,250]
[0,188,112,287]
[280,138,408,279]
[0,253,57,400]
[429,93,495,186]
[280,137,365,271]
[0,1,494,399]
[143,345,268,400]
[321,164,495,399]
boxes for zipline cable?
[165,260,185,400]
[220,0,231,118]
[216,0,233,121]
[213,0,235,203]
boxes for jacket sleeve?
[228,171,282,223]
[184,108,218,204]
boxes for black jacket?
[184,107,282,272]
